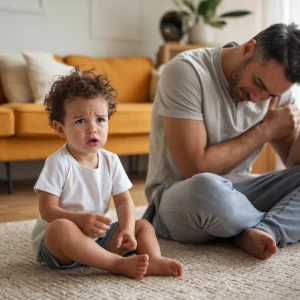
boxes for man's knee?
[189,173,250,233]
[190,173,235,211]
[157,173,249,240]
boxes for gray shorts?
[41,221,119,269]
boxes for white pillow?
[22,51,74,104]
[0,53,33,103]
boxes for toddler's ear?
[53,121,65,138]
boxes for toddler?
[31,68,183,279]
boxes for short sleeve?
[33,155,67,196]
[110,155,133,196]
[157,58,204,120]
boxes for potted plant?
[174,0,252,44]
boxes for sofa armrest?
[0,106,14,137]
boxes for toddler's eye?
[97,118,106,123]
[75,119,85,124]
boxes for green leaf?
[180,10,191,17]
[208,0,222,11]
[183,0,195,12]
[198,0,222,20]
[206,8,215,20]
[219,10,252,18]
[208,20,227,28]
[198,1,210,17]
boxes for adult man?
[143,23,300,260]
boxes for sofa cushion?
[5,103,152,137]
[0,53,33,103]
[0,54,65,104]
[22,52,74,104]
[65,56,153,103]
[109,103,152,134]
[0,106,14,137]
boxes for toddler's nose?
[88,123,97,133]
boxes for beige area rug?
[1,206,300,300]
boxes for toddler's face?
[56,95,109,160]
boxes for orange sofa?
[0,56,155,193]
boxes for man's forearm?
[192,123,269,176]
[285,132,300,167]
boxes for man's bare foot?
[146,257,183,277]
[110,254,149,279]
[233,228,278,260]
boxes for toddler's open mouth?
[87,138,99,146]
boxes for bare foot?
[110,254,149,279]
[146,257,183,277]
[233,228,278,260]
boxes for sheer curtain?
[259,0,300,169]
[261,0,300,105]
[285,0,300,104]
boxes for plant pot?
[189,19,215,45]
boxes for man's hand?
[116,229,137,251]
[75,213,112,238]
[262,97,300,141]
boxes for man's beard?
[228,60,251,102]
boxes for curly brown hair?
[44,67,117,128]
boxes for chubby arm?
[113,190,137,250]
[113,190,135,233]
[164,98,299,178]
[39,191,111,237]
[39,191,80,223]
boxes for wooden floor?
[0,173,148,223]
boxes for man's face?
[229,58,293,103]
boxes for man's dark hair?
[44,67,117,128]
[252,23,300,84]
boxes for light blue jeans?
[143,166,300,247]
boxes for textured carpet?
[1,206,300,300]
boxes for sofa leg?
[5,162,14,194]
[129,155,139,175]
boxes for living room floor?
[0,173,148,223]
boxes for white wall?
[0,0,179,60]
[0,0,290,181]
[0,0,265,59]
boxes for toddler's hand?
[76,213,112,238]
[116,230,137,251]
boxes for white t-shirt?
[32,144,132,260]
[145,44,294,201]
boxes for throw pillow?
[22,51,73,104]
[0,53,33,103]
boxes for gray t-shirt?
[145,45,293,202]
